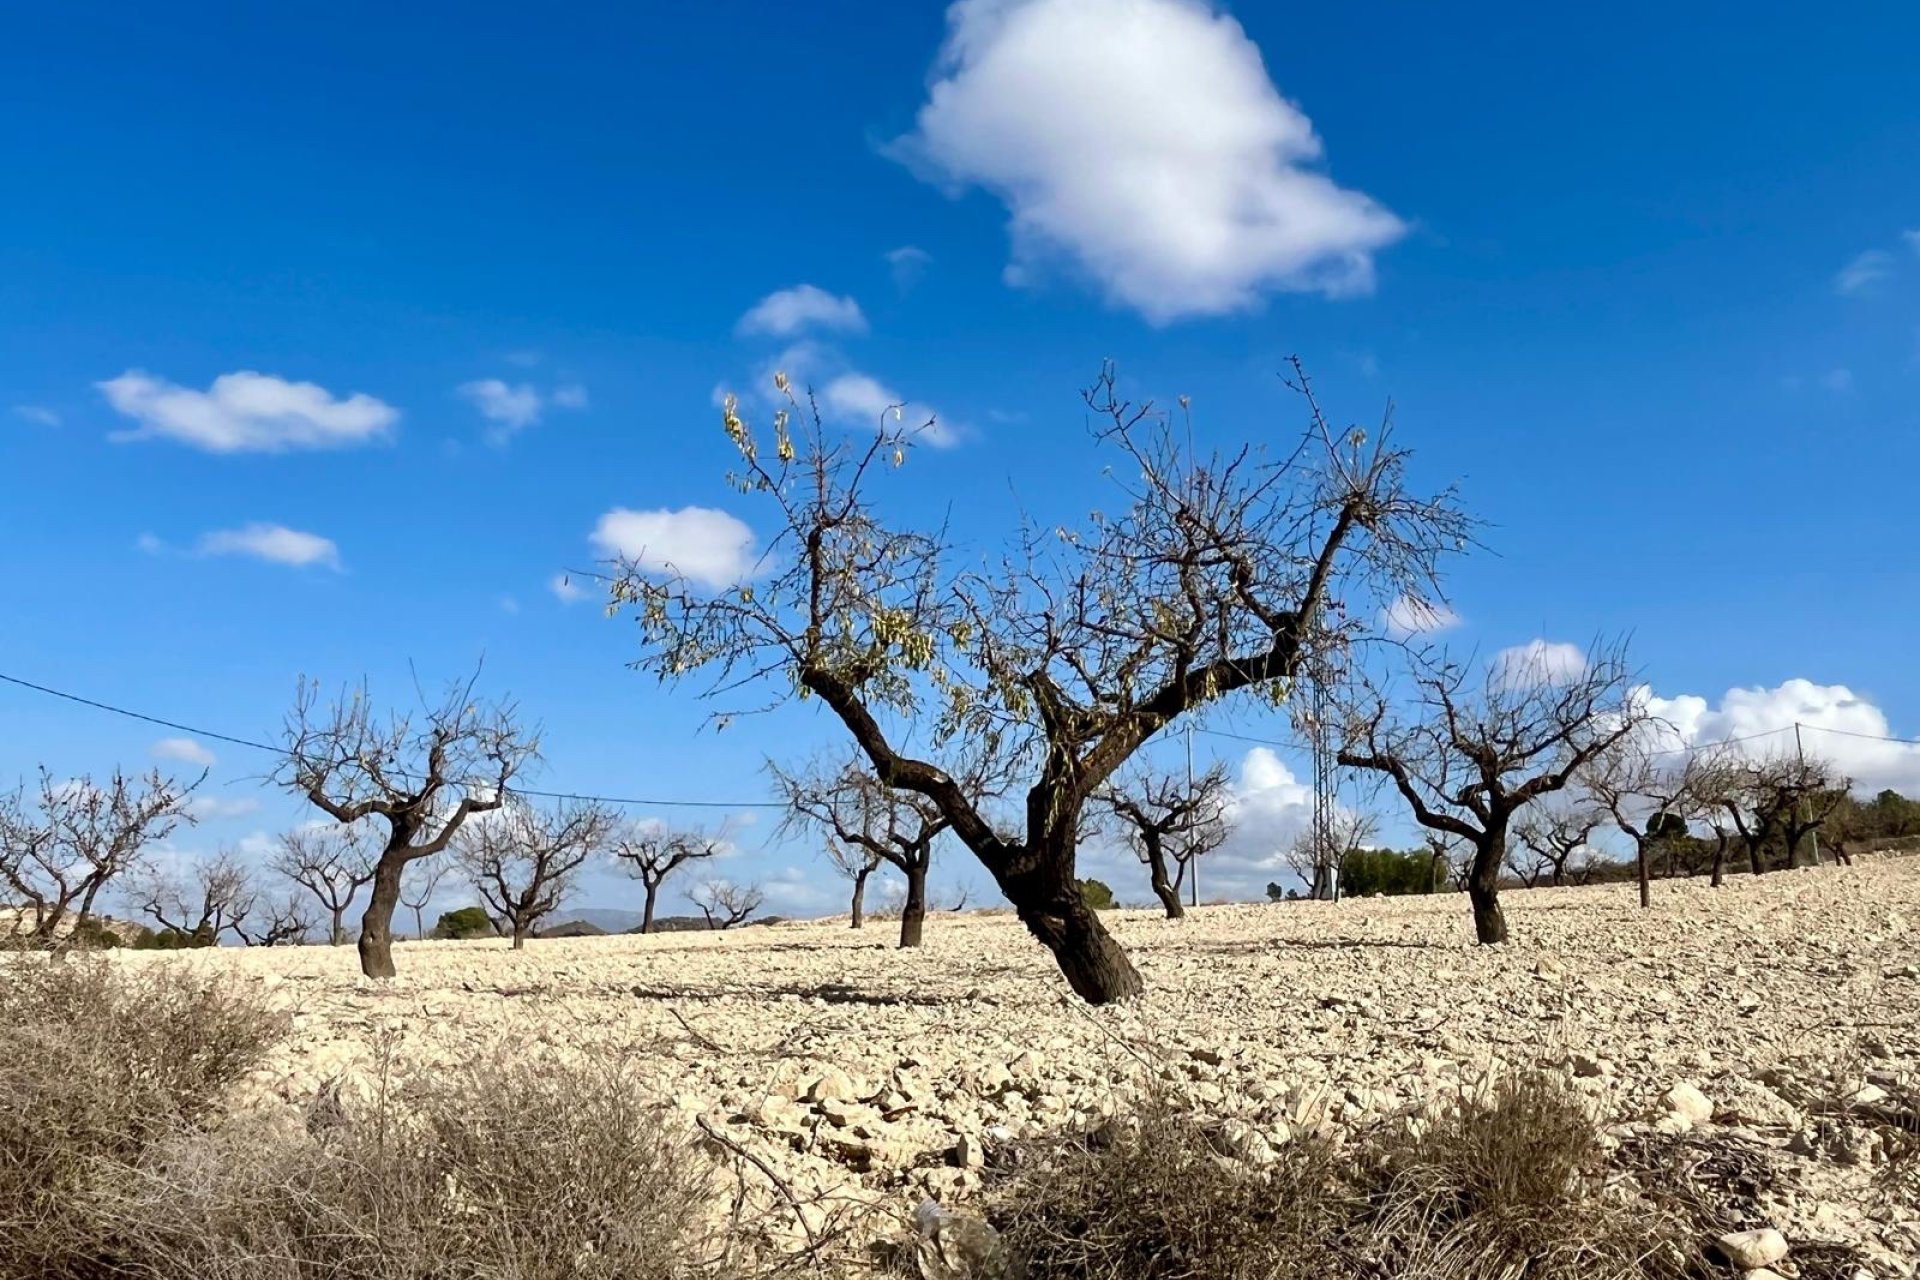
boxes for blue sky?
[4,0,1918,918]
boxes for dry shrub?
[989,1103,1354,1280]
[110,1052,722,1280]
[0,959,727,1280]
[0,957,286,1279]
[1365,1073,1696,1280]
[985,1073,1701,1280]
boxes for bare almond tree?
[1584,742,1703,907]
[611,823,725,933]
[0,767,200,945]
[613,363,1468,1003]
[826,842,885,929]
[690,879,763,931]
[126,849,256,945]
[1096,763,1228,919]
[771,748,998,947]
[1511,795,1605,889]
[271,824,378,946]
[457,798,615,948]
[1338,641,1650,944]
[274,676,539,978]
[400,858,451,940]
[1284,807,1378,901]
[233,891,316,946]
[1691,749,1845,878]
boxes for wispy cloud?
[191,522,344,571]
[885,246,932,293]
[458,378,589,445]
[549,572,589,604]
[1380,594,1461,639]
[736,285,868,338]
[151,737,216,767]
[12,405,59,427]
[1835,249,1894,296]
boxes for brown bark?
[1710,832,1728,887]
[900,862,928,948]
[999,857,1140,1003]
[357,859,404,980]
[850,865,870,930]
[641,882,660,934]
[1466,836,1508,945]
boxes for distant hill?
[547,907,647,933]
[534,920,608,939]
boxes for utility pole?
[1795,722,1822,865]
[1187,720,1198,908]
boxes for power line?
[0,670,783,811]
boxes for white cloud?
[890,0,1404,323]
[885,246,933,292]
[763,342,962,447]
[1201,747,1315,898]
[1835,249,1894,296]
[498,595,520,614]
[1492,639,1587,688]
[189,795,261,821]
[504,349,543,368]
[736,285,868,338]
[549,572,589,604]
[589,506,761,590]
[1381,594,1460,640]
[98,370,397,453]
[151,737,216,767]
[195,522,343,571]
[1642,678,1920,796]
[12,405,59,427]
[551,383,590,410]
[459,379,543,443]
[135,532,166,555]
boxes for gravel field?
[120,857,1920,1274]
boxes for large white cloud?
[890,0,1404,322]
[589,506,761,590]
[194,523,343,571]
[1643,678,1920,796]
[99,370,397,452]
[1205,747,1317,898]
[736,285,867,338]
[150,737,216,767]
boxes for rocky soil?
[124,858,1920,1275]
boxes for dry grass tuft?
[985,1072,1703,1280]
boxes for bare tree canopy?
[0,767,199,946]
[270,823,379,946]
[399,858,452,941]
[1511,794,1606,889]
[456,797,615,948]
[233,891,316,947]
[1690,747,1846,880]
[125,849,256,945]
[1284,807,1377,902]
[1097,762,1229,918]
[610,822,727,934]
[772,746,1006,947]
[1338,640,1649,944]
[613,363,1469,1003]
[274,674,539,977]
[1582,739,1704,906]
[690,879,764,931]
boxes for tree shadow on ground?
[627,981,950,1008]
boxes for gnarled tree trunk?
[1143,835,1185,920]
[641,882,660,934]
[1466,835,1508,945]
[900,860,927,948]
[849,865,870,930]
[358,860,404,979]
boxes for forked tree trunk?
[849,866,870,930]
[358,860,404,979]
[899,860,928,948]
[641,882,660,934]
[1143,837,1185,919]
[1000,857,1141,1003]
[1466,836,1508,944]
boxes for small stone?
[1190,1045,1226,1067]
[951,1132,985,1168]
[806,1067,857,1103]
[1716,1228,1788,1270]
[1664,1082,1714,1128]
[1570,1054,1612,1079]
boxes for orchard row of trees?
[7,364,1913,1001]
